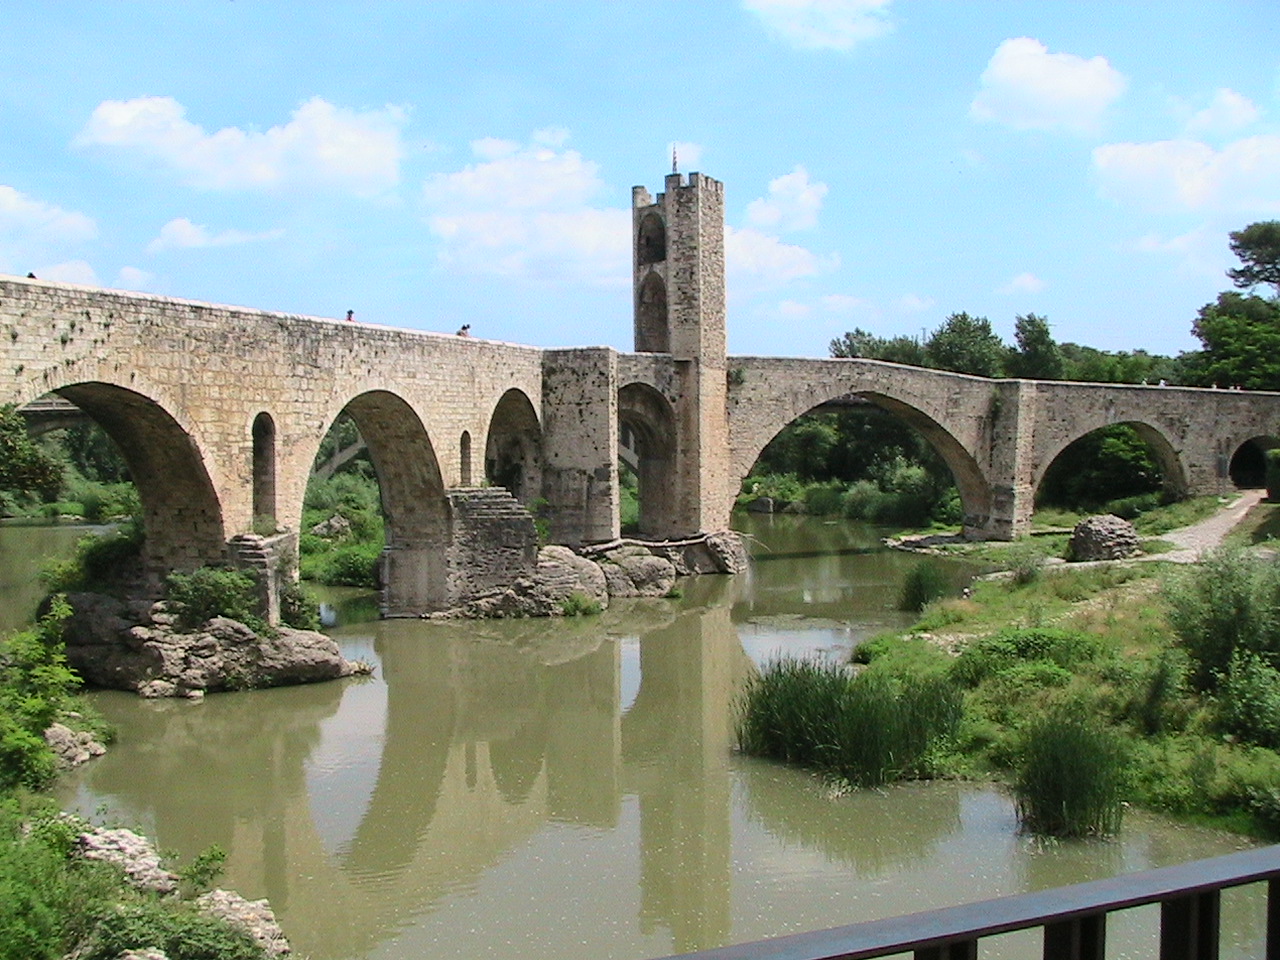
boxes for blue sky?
[2,1,1277,358]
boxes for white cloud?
[1183,88,1261,137]
[38,260,98,285]
[77,96,406,195]
[820,293,874,314]
[422,132,629,284]
[115,266,154,289]
[726,225,837,286]
[1133,225,1226,278]
[746,165,828,231]
[0,185,97,277]
[970,37,1127,135]
[897,293,935,313]
[997,272,1045,295]
[778,299,812,319]
[147,217,284,253]
[1093,135,1280,212]
[743,0,893,51]
[0,186,97,247]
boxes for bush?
[302,540,382,588]
[0,598,78,790]
[1163,547,1280,691]
[951,628,1106,688]
[0,804,125,960]
[559,592,602,616]
[898,560,950,612]
[165,567,262,632]
[278,581,321,631]
[1216,653,1280,749]
[42,523,144,594]
[1014,700,1128,837]
[80,901,263,960]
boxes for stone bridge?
[3,170,1278,617]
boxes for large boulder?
[597,545,677,598]
[63,593,366,698]
[452,545,609,618]
[1069,514,1141,561]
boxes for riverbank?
[841,494,1280,838]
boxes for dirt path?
[1147,488,1266,563]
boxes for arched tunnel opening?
[1035,422,1185,518]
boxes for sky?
[1,1,1278,359]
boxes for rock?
[119,950,170,960]
[598,545,676,598]
[43,722,106,769]
[744,496,776,513]
[63,593,363,698]
[1069,514,1141,561]
[197,889,291,957]
[454,545,609,618]
[77,826,178,894]
[309,513,351,539]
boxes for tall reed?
[1014,700,1128,837]
[736,657,961,786]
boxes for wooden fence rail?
[658,845,1280,960]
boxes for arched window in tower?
[636,212,666,265]
[460,430,472,485]
[635,272,669,353]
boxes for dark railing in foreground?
[661,845,1280,960]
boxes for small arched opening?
[252,412,277,530]
[460,431,473,486]
[485,389,542,506]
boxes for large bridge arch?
[321,389,450,615]
[51,381,227,586]
[618,381,680,537]
[728,358,997,535]
[1032,417,1190,504]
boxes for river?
[0,514,1264,960]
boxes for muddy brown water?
[1,515,1262,960]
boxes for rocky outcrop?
[197,889,291,957]
[76,825,291,956]
[596,545,677,598]
[1069,514,1141,561]
[78,826,179,894]
[62,593,367,698]
[443,545,609,618]
[44,721,106,769]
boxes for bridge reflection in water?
[59,573,1267,960]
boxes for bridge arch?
[53,381,226,586]
[618,381,679,537]
[485,388,541,505]
[736,390,992,534]
[1034,419,1188,503]
[1228,435,1279,489]
[328,389,449,614]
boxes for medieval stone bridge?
[3,171,1278,616]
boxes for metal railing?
[659,845,1280,960]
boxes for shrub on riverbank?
[735,654,961,786]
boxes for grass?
[1225,500,1280,547]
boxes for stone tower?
[631,172,732,534]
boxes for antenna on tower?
[672,143,678,174]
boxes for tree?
[1227,221,1280,295]
[0,405,61,501]
[829,328,926,366]
[924,313,1005,378]
[1007,313,1065,380]
[1186,292,1280,391]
